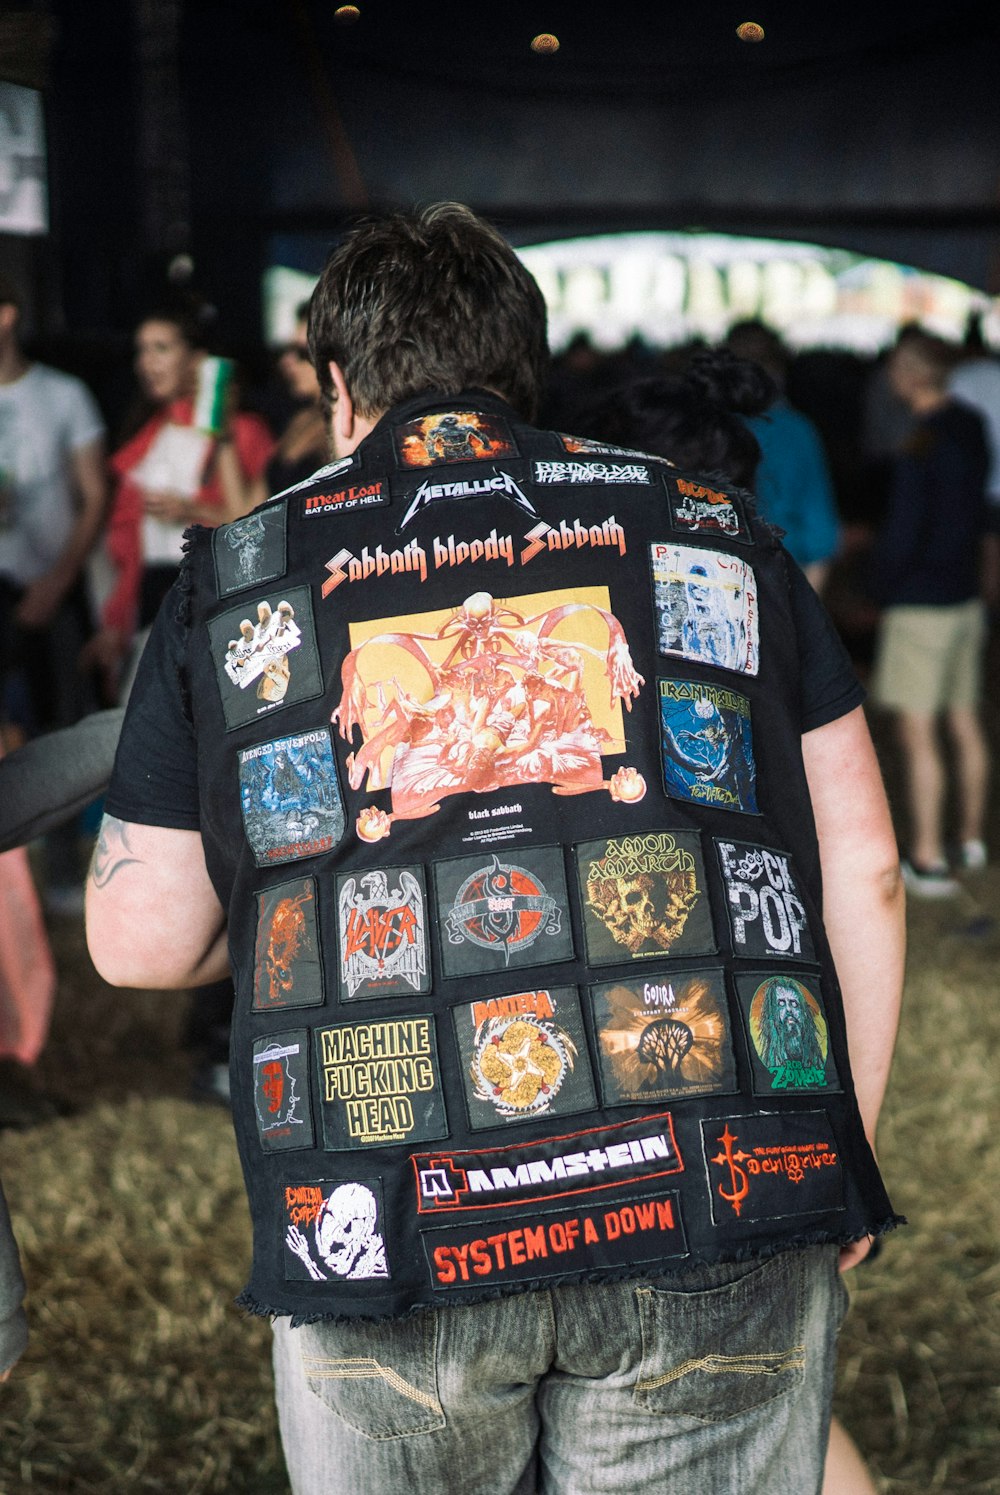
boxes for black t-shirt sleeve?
[787,557,866,732]
[104,595,201,829]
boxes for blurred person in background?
[950,314,1000,605]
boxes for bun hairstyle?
[578,348,776,488]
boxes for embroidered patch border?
[701,1110,845,1226]
[314,1014,449,1151]
[252,875,325,1010]
[282,1176,391,1283]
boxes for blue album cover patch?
[658,679,758,814]
[239,727,345,866]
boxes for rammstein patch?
[576,831,715,965]
[650,543,758,675]
[434,846,574,977]
[335,865,431,1001]
[702,1111,845,1225]
[315,1015,448,1150]
[252,1029,314,1151]
[665,475,750,544]
[214,505,287,597]
[394,410,518,469]
[239,728,345,867]
[658,679,758,814]
[733,972,840,1096]
[283,1178,390,1282]
[715,839,816,962]
[252,877,324,1010]
[451,985,596,1129]
[589,968,737,1105]
[209,585,322,731]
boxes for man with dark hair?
[87,203,903,1494]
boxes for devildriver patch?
[283,1178,390,1282]
[650,543,759,676]
[434,846,574,978]
[733,972,840,1096]
[576,831,715,965]
[589,969,737,1105]
[702,1111,845,1225]
[658,679,759,814]
[252,877,324,1010]
[239,728,345,867]
[252,1029,314,1151]
[665,475,750,544]
[715,839,817,962]
[315,1015,448,1150]
[451,985,596,1129]
[335,865,431,1001]
[209,585,322,730]
[393,409,518,469]
[214,505,287,597]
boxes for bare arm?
[15,437,108,628]
[85,814,230,988]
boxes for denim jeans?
[272,1245,847,1494]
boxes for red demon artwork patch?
[253,876,324,1010]
[394,410,518,469]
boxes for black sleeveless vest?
[180,390,899,1321]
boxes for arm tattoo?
[90,815,145,888]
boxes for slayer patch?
[665,475,750,544]
[283,1178,390,1282]
[589,968,737,1105]
[434,846,573,977]
[315,1015,448,1150]
[394,409,518,469]
[650,543,759,676]
[733,972,840,1096]
[209,585,322,731]
[576,831,715,965]
[702,1111,845,1225]
[252,1029,314,1151]
[451,985,596,1129]
[335,864,431,1001]
[239,727,345,867]
[252,877,324,1010]
[658,679,758,814]
[214,505,287,597]
[715,839,817,962]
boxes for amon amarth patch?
[733,972,840,1096]
[315,1015,448,1151]
[650,543,759,676]
[576,831,715,965]
[702,1110,845,1225]
[209,585,322,731]
[589,968,737,1105]
[283,1178,390,1283]
[252,877,324,1010]
[393,410,518,469]
[715,839,816,962]
[451,985,596,1129]
[665,475,750,544]
[658,679,758,814]
[252,1029,314,1151]
[239,728,345,867]
[335,864,431,1002]
[434,846,574,978]
[214,504,287,597]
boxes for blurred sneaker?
[958,839,988,871]
[901,860,960,899]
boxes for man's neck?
[909,387,949,417]
[0,342,29,386]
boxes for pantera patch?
[434,846,574,977]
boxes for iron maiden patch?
[658,679,759,814]
[715,839,816,962]
[335,864,431,1002]
[252,1029,314,1151]
[533,459,654,486]
[733,972,840,1096]
[209,585,323,731]
[315,1015,448,1151]
[702,1110,845,1225]
[252,877,324,1010]
[283,1178,390,1283]
[239,727,345,867]
[665,475,750,544]
[301,479,387,519]
[650,543,759,676]
[214,505,288,597]
[393,409,518,469]
[576,830,715,965]
[434,846,574,978]
[451,985,596,1130]
[589,968,737,1106]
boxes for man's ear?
[328,360,356,450]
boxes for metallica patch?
[397,467,536,531]
[451,985,596,1129]
[283,1178,390,1283]
[576,831,715,965]
[715,839,817,962]
[589,968,737,1105]
[214,505,287,597]
[533,460,653,486]
[650,543,759,676]
[702,1111,845,1225]
[733,972,840,1096]
[665,475,750,544]
[252,1029,314,1151]
[394,410,518,469]
[434,846,574,978]
[302,479,387,518]
[239,727,345,867]
[252,877,324,1010]
[335,864,431,1002]
[658,679,759,814]
[315,1015,448,1151]
[209,585,322,731]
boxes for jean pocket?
[296,1312,446,1440]
[633,1252,812,1423]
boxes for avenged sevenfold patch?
[239,728,345,867]
[576,831,715,965]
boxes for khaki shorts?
[872,599,986,713]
